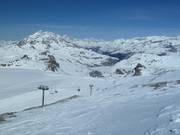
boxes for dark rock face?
[89,70,103,78]
[157,52,167,56]
[115,69,125,75]
[101,58,119,66]
[165,45,177,52]
[0,64,7,67]
[47,55,60,72]
[21,55,30,60]
[29,40,37,45]
[39,51,49,56]
[42,40,51,45]
[133,63,145,76]
[0,63,12,67]
[17,40,26,47]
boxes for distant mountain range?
[1,31,180,77]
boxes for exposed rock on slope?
[46,55,60,72]
[133,63,145,76]
[89,70,103,78]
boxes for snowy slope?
[1,69,180,135]
[1,31,180,135]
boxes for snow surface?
[1,31,180,135]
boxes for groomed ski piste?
[1,31,180,135]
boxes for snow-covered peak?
[27,30,60,41]
[0,31,116,75]
[16,31,76,50]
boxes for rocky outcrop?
[47,55,60,72]
[89,70,103,78]
[115,69,125,75]
[133,63,145,76]
[21,55,30,60]
[101,58,119,66]
[17,40,26,47]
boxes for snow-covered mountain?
[0,31,118,76]
[73,35,180,75]
[1,31,180,77]
[1,31,180,135]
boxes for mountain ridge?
[0,31,180,77]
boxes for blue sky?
[0,0,180,40]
